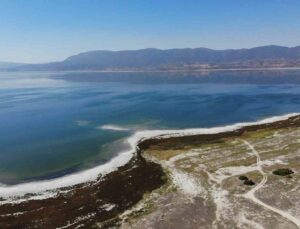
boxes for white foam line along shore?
[99,125,130,131]
[242,140,300,228]
[0,113,299,201]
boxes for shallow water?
[0,70,300,184]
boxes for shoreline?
[0,112,299,200]
[1,66,300,74]
[0,113,299,228]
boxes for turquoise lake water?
[0,70,300,184]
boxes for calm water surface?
[0,70,300,184]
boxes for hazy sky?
[1,0,300,63]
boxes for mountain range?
[4,45,300,71]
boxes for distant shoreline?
[1,66,300,74]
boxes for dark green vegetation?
[138,116,300,152]
[239,175,249,181]
[239,175,255,186]
[244,179,256,186]
[272,168,294,176]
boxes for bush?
[272,168,294,176]
[244,179,255,186]
[239,175,249,181]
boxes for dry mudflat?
[121,117,300,229]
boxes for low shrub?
[238,175,248,181]
[244,179,255,186]
[272,168,294,176]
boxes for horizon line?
[1,44,299,65]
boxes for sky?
[0,0,300,63]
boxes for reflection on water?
[54,69,300,84]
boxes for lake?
[0,70,300,185]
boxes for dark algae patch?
[0,155,166,229]
[138,115,300,151]
[0,115,299,228]
[272,168,294,176]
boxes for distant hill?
[7,45,300,71]
[0,62,26,70]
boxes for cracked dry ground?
[121,126,300,229]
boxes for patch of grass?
[221,156,256,168]
[146,149,182,161]
[242,128,276,139]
